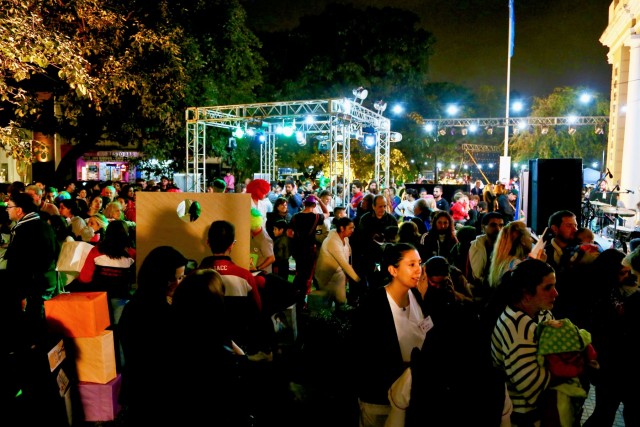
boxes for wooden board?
[135,192,251,272]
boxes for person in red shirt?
[199,220,264,312]
[349,180,364,219]
[450,192,471,225]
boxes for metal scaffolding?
[421,116,609,128]
[185,99,391,205]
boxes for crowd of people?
[2,173,640,427]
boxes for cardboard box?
[271,303,297,345]
[71,330,117,384]
[77,374,122,422]
[48,339,66,372]
[45,292,110,338]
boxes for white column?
[621,35,640,225]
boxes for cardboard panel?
[135,192,251,272]
[45,292,110,338]
[71,330,117,384]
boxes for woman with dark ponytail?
[351,242,426,427]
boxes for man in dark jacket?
[5,192,59,327]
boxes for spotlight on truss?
[374,100,387,114]
[389,132,403,142]
[352,87,368,104]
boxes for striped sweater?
[491,306,552,415]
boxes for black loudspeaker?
[528,158,583,235]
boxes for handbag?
[56,241,94,274]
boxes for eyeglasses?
[6,206,18,210]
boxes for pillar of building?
[621,35,640,223]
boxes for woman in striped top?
[490,259,558,427]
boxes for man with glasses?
[4,192,59,329]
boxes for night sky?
[241,0,612,98]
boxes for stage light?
[282,125,295,137]
[317,141,329,152]
[257,133,266,143]
[512,100,524,112]
[438,129,446,136]
[469,124,478,133]
[232,127,244,138]
[296,131,306,146]
[363,133,376,149]
[228,137,237,149]
[446,104,460,116]
[245,128,256,137]
[305,115,315,125]
[389,132,403,142]
[461,128,468,136]
[595,125,604,135]
[568,126,576,135]
[374,100,387,114]
[425,123,435,132]
[486,126,494,135]
[591,162,598,168]
[392,104,404,115]
[518,121,527,130]
[540,126,549,135]
[579,93,593,104]
[352,87,368,104]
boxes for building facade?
[601,0,640,221]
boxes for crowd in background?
[3,171,640,427]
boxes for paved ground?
[581,386,625,426]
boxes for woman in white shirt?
[314,216,360,305]
[394,188,417,220]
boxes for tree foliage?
[0,0,264,182]
[509,87,609,164]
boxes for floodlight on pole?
[392,104,404,115]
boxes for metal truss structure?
[422,116,609,128]
[461,144,503,152]
[185,99,391,206]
